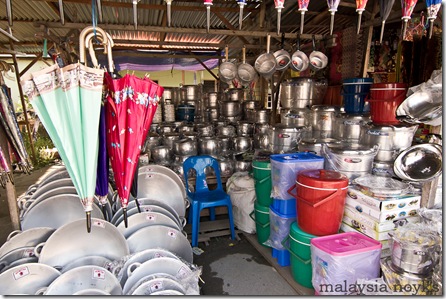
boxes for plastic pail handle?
[295,181,347,208]
[281,235,311,264]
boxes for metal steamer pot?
[359,124,419,152]
[297,138,341,156]
[198,137,221,156]
[162,132,181,149]
[334,113,371,141]
[180,84,200,101]
[270,124,309,154]
[217,135,233,153]
[280,108,309,127]
[151,146,174,165]
[220,101,241,117]
[195,123,214,137]
[173,138,197,156]
[279,78,315,109]
[255,110,270,124]
[322,143,379,181]
[236,121,254,137]
[216,124,236,137]
[309,105,340,132]
[233,136,253,154]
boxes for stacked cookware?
[177,84,202,122]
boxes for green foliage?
[22,124,57,170]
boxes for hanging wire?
[92,0,98,43]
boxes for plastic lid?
[270,152,324,163]
[298,169,348,182]
[310,232,382,256]
[290,222,316,242]
[342,78,374,84]
[269,204,296,218]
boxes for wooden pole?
[361,0,379,77]
[0,125,21,231]
[9,40,37,164]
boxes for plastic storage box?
[310,232,382,295]
[270,152,324,200]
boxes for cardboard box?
[339,222,390,249]
[347,187,421,212]
[345,194,418,222]
[344,205,395,232]
[341,217,392,241]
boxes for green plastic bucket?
[250,201,270,247]
[252,160,272,207]
[282,221,316,289]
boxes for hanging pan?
[237,46,257,86]
[273,32,291,71]
[290,33,309,72]
[254,34,277,79]
[309,35,328,71]
[219,45,238,84]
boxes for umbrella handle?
[86,211,92,233]
[79,26,108,65]
[123,207,128,228]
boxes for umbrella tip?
[86,211,92,233]
[135,198,141,213]
[123,208,128,228]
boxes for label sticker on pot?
[92,268,106,280]
[145,174,154,179]
[344,157,362,163]
[167,230,177,239]
[367,130,389,136]
[154,252,165,258]
[93,220,106,228]
[149,281,164,293]
[144,207,153,212]
[22,248,35,258]
[146,214,156,221]
[177,266,191,279]
[343,120,361,125]
[278,133,290,138]
[13,266,30,280]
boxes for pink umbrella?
[275,0,285,34]
[401,0,419,39]
[426,0,442,38]
[298,0,310,34]
[204,0,213,33]
[327,0,341,35]
[356,0,369,34]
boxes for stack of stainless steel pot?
[242,100,261,122]
[333,113,371,142]
[280,108,310,127]
[253,123,271,150]
[204,92,220,122]
[308,105,341,139]
[269,124,309,154]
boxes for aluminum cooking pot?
[195,123,214,137]
[236,121,254,137]
[254,34,277,79]
[309,35,328,71]
[181,131,198,141]
[177,123,195,133]
[162,132,181,149]
[334,113,371,141]
[270,124,309,153]
[143,132,162,152]
[254,123,270,135]
[179,84,200,101]
[156,123,176,135]
[280,108,309,127]
[253,133,270,150]
[237,46,258,87]
[206,92,220,108]
[219,46,238,84]
[255,109,270,124]
[206,108,219,122]
[290,33,309,72]
[235,160,252,172]
[216,124,236,137]
[151,146,173,165]
[217,135,233,153]
[226,88,247,102]
[279,78,315,108]
[173,138,197,156]
[197,137,221,156]
[297,138,341,156]
[273,33,291,71]
[218,159,235,177]
[309,105,340,131]
[233,136,253,154]
[220,101,241,117]
[359,123,419,151]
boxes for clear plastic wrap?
[353,175,412,198]
[418,207,442,234]
[270,153,324,200]
[355,277,398,295]
[263,207,295,250]
[226,172,256,234]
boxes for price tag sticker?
[154,252,165,258]
[177,266,191,279]
[93,220,106,228]
[146,214,157,221]
[92,268,106,280]
[13,266,30,280]
[143,207,153,212]
[149,281,164,293]
[22,248,35,258]
[167,230,177,239]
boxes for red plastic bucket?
[367,83,408,124]
[288,169,348,236]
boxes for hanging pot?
[237,46,258,87]
[254,34,277,79]
[291,33,309,72]
[219,46,238,84]
[309,35,328,71]
[273,32,291,71]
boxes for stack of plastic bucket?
[366,83,408,124]
[342,78,374,114]
[282,221,317,289]
[269,152,325,266]
[251,155,273,247]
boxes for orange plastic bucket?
[288,169,348,236]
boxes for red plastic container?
[367,83,408,124]
[288,169,349,236]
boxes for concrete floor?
[0,164,301,296]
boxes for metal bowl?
[396,88,442,125]
[130,275,186,295]
[0,227,55,260]
[393,143,442,182]
[173,138,197,156]
[151,146,173,164]
[233,136,252,154]
[273,49,291,71]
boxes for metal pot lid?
[0,263,61,295]
[44,265,122,295]
[300,138,340,146]
[310,105,340,112]
[38,218,129,271]
[283,77,314,85]
[353,175,410,197]
[336,113,371,121]
[326,143,378,156]
[393,143,442,182]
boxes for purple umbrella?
[379,0,396,43]
[95,102,109,219]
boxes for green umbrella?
[21,62,104,232]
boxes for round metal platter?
[130,275,186,295]
[116,211,181,239]
[22,184,77,216]
[0,227,55,259]
[139,165,186,198]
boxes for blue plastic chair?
[183,155,236,247]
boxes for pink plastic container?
[310,232,382,295]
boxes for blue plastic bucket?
[342,92,369,114]
[342,78,373,94]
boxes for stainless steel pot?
[255,109,270,124]
[334,113,371,141]
[195,123,214,137]
[181,131,198,141]
[309,105,340,131]
[270,124,308,153]
[218,159,235,177]
[197,137,221,156]
[233,136,252,153]
[216,124,236,137]
[254,123,270,135]
[243,100,261,110]
[279,78,315,108]
[206,92,220,108]
[177,123,195,133]
[236,121,254,137]
[280,108,309,127]
[206,108,219,122]
[156,123,176,135]
[163,88,173,100]
[244,109,256,122]
[359,124,419,151]
[253,133,270,150]
[254,34,277,79]
[217,135,233,153]
[220,101,241,117]
[162,132,181,149]
[372,161,395,177]
[173,138,197,156]
[226,88,246,102]
[180,84,200,101]
[151,146,174,165]
[235,160,253,172]
[297,138,341,156]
